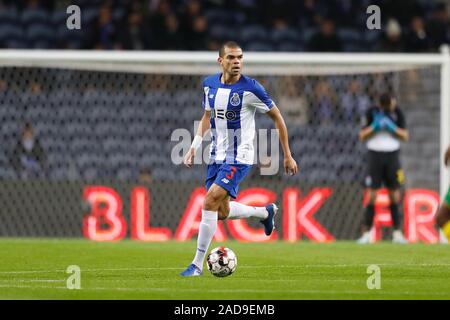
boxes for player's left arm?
[394,127,409,141]
[266,105,298,175]
[392,109,409,141]
[381,108,409,141]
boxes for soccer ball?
[206,246,237,277]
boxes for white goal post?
[0,48,448,200]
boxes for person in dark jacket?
[11,123,47,178]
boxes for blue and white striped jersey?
[202,73,274,165]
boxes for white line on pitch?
[0,263,449,275]
[0,279,65,283]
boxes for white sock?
[227,202,268,220]
[192,210,218,270]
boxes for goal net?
[0,50,448,243]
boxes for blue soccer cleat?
[180,264,203,277]
[261,203,278,236]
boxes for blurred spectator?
[84,4,119,50]
[207,39,221,51]
[152,12,182,49]
[179,0,208,50]
[10,123,47,178]
[0,0,447,52]
[378,19,405,52]
[117,5,151,50]
[186,16,209,50]
[299,0,323,27]
[402,69,421,104]
[24,0,40,10]
[331,0,363,28]
[308,18,342,52]
[139,168,152,185]
[376,0,423,26]
[277,76,309,125]
[263,0,300,26]
[367,72,393,101]
[163,13,183,50]
[426,2,450,49]
[311,79,338,125]
[340,79,370,123]
[406,16,430,52]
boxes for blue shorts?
[205,163,253,199]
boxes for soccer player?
[436,145,450,243]
[180,41,298,276]
[357,93,409,244]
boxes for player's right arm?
[359,109,378,141]
[183,110,211,168]
[359,126,375,141]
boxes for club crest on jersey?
[230,92,241,106]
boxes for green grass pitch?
[0,239,449,299]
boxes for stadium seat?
[363,30,381,50]
[245,41,274,52]
[0,24,24,46]
[20,8,50,27]
[116,167,137,181]
[56,26,84,49]
[209,24,233,42]
[204,8,234,25]
[24,106,55,122]
[51,9,68,27]
[308,168,337,182]
[0,120,20,138]
[240,25,269,43]
[70,137,99,154]
[34,123,61,140]
[112,7,126,23]
[338,28,364,52]
[26,24,55,48]
[0,167,18,179]
[65,121,94,137]
[46,152,70,167]
[102,137,130,154]
[80,167,100,180]
[271,28,300,44]
[276,41,303,52]
[76,0,102,7]
[301,27,318,43]
[0,7,18,25]
[81,7,99,27]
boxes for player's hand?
[284,156,298,176]
[371,113,383,132]
[445,146,450,166]
[379,116,398,133]
[183,148,196,168]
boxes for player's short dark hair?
[219,41,242,57]
[379,93,392,108]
